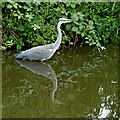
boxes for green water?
[2,45,119,118]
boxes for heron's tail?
[14,52,20,57]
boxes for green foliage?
[2,2,119,51]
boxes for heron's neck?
[54,22,62,50]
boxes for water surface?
[2,45,119,118]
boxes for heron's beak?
[68,19,76,22]
[70,19,76,21]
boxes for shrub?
[2,2,119,51]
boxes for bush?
[2,2,120,51]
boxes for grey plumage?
[15,43,55,61]
[15,18,75,61]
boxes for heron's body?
[15,18,74,61]
[15,43,56,61]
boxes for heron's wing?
[23,44,54,60]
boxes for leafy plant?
[2,2,119,51]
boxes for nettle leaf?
[85,37,89,40]
[12,3,18,9]
[19,25,25,31]
[18,16,21,19]
[96,42,101,47]
[88,20,94,29]
[9,35,15,40]
[89,20,94,25]
[3,36,8,41]
[77,12,84,17]
[74,21,80,26]
[20,42,25,46]
[19,38,23,41]
[2,3,5,8]
[74,17,79,21]
[7,4,12,9]
[36,35,44,42]
[66,24,71,31]
[17,10,20,14]
[71,4,76,8]
[70,32,74,38]
[23,33,28,36]
[85,41,90,44]
[72,27,78,31]
[79,26,84,30]
[25,12,33,20]
[70,9,76,16]
[24,6,29,9]
[89,42,93,46]
[17,44,21,50]
[92,42,97,45]
[32,42,38,46]
[81,32,85,37]
[13,13,18,17]
[66,3,71,7]
[77,30,81,34]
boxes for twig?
[97,47,103,56]
[112,1,117,11]
[9,30,18,39]
[61,30,71,48]
[61,29,66,36]
[80,39,85,48]
[74,32,78,46]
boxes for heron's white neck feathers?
[54,21,62,50]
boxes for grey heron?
[15,18,75,61]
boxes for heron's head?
[59,18,75,23]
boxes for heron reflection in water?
[15,18,75,61]
[16,60,64,104]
